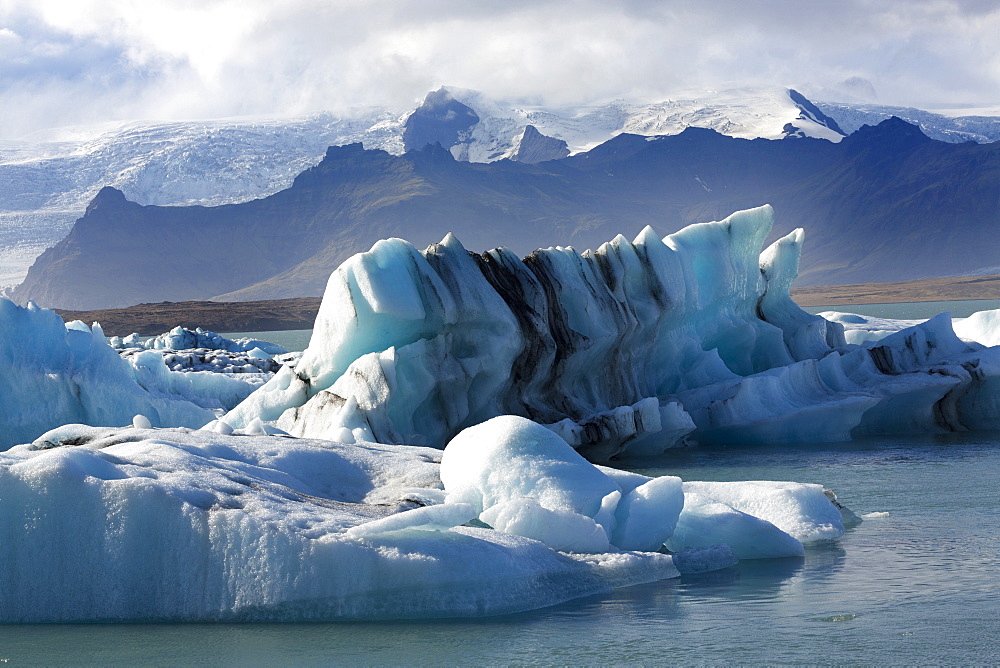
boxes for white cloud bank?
[1,0,999,138]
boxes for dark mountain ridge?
[12,118,1000,310]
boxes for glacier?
[224,204,1000,457]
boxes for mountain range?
[11,116,1000,310]
[6,85,983,288]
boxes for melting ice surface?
[4,204,1000,622]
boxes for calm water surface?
[219,328,313,352]
[2,433,998,665]
[802,297,1000,319]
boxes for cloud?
[1,0,999,138]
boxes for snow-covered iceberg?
[824,308,1000,349]
[125,348,272,413]
[0,424,680,622]
[954,309,1000,347]
[818,311,923,345]
[0,413,846,622]
[111,327,293,413]
[224,205,1000,457]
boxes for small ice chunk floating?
[225,204,1000,458]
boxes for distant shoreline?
[791,274,1000,307]
[55,297,322,337]
[52,274,1000,336]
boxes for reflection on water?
[1,434,998,665]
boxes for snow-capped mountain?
[0,110,407,287]
[441,85,846,161]
[816,102,1000,144]
[0,86,846,288]
[9,84,999,294]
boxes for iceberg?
[680,480,845,542]
[664,493,806,560]
[818,311,922,345]
[126,348,272,413]
[818,309,1000,349]
[109,326,288,356]
[0,414,851,621]
[111,326,290,410]
[225,205,1000,456]
[441,415,691,554]
[5,203,1000,621]
[435,415,839,559]
[954,309,1000,347]
[0,301,215,448]
[0,424,691,622]
[0,302,304,447]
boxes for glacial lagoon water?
[219,328,314,353]
[802,297,1000,319]
[3,304,999,664]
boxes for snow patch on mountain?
[0,111,407,287]
[816,102,1000,144]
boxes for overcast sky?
[2,0,999,139]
